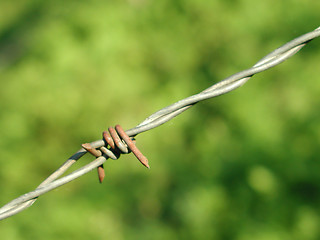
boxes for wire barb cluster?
[82,125,150,183]
[0,26,319,221]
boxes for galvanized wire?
[1,26,320,221]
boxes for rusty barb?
[0,26,320,221]
[82,125,149,183]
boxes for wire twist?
[0,26,319,221]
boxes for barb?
[1,26,320,220]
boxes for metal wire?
[1,26,320,221]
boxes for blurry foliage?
[0,0,320,239]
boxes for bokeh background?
[1,0,320,239]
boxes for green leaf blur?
[0,0,320,239]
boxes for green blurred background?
[0,0,320,239]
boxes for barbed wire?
[1,26,320,221]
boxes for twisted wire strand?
[1,26,320,220]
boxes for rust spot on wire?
[103,131,115,149]
[82,143,102,157]
[82,143,105,183]
[115,125,150,169]
[96,164,105,183]
[108,127,128,153]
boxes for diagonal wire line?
[1,26,320,221]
